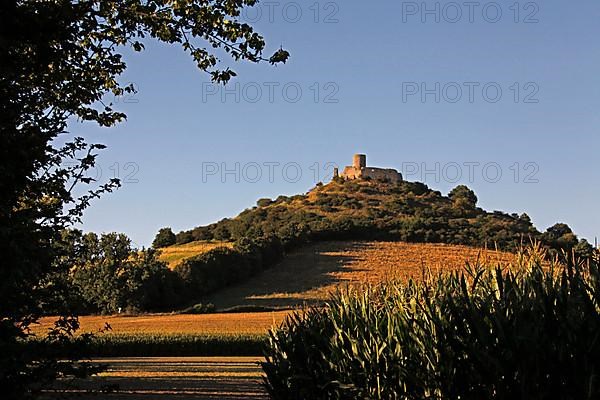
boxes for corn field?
[262,246,600,399]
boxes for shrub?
[220,305,279,313]
[341,197,362,209]
[263,247,600,399]
[448,184,478,209]
[257,198,273,207]
[152,227,176,248]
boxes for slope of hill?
[206,241,514,310]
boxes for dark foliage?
[1,0,287,395]
[56,230,184,314]
[174,236,284,304]
[152,227,177,248]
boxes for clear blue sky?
[73,0,600,248]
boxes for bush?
[263,247,600,399]
[152,227,176,248]
[257,198,273,207]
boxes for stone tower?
[340,153,402,183]
[353,154,366,169]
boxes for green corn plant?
[262,246,600,399]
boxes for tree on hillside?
[542,223,579,253]
[544,223,574,240]
[257,198,273,207]
[0,1,288,397]
[153,227,177,248]
[449,185,478,209]
[519,213,532,224]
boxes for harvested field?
[35,242,512,339]
[208,241,514,309]
[32,312,289,357]
[33,241,513,355]
[34,311,289,337]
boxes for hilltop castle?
[334,154,402,183]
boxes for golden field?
[207,241,514,309]
[33,311,289,337]
[158,240,234,268]
[35,241,513,337]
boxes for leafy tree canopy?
[448,185,478,209]
[1,1,288,397]
[152,227,177,248]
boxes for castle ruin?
[335,154,402,183]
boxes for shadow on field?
[46,357,267,400]
[207,241,369,309]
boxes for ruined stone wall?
[362,168,402,183]
[341,166,402,183]
[342,166,362,180]
[338,154,402,183]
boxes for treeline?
[50,230,183,314]
[49,230,285,315]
